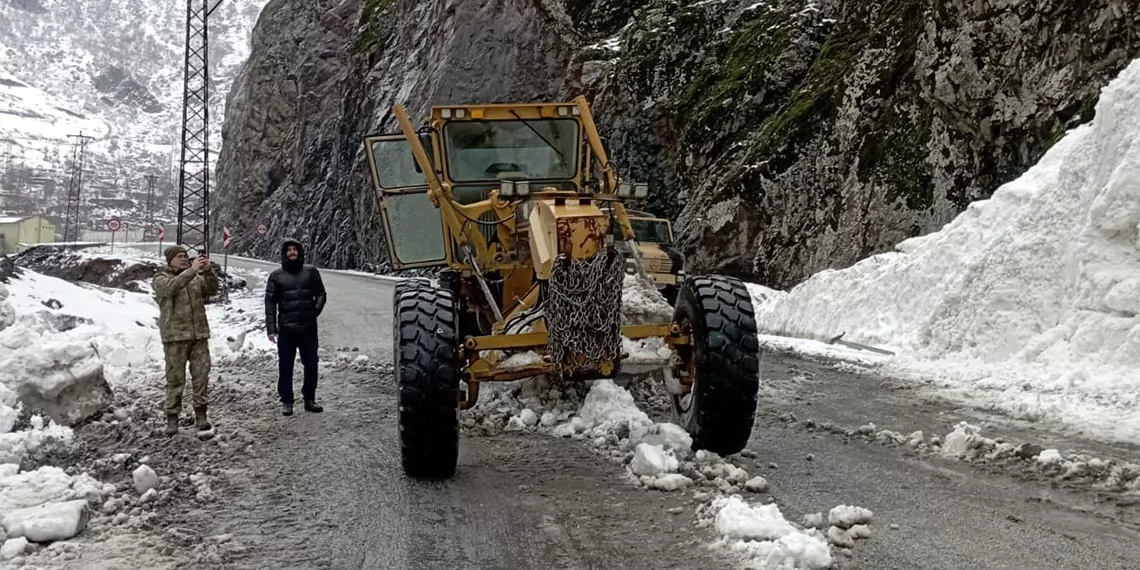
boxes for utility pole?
[0,142,13,193]
[176,0,224,256]
[63,133,94,244]
[145,174,157,240]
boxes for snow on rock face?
[754,57,1140,444]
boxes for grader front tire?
[672,275,761,456]
[393,281,460,479]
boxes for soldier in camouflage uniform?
[154,245,220,438]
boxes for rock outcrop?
[214,0,1140,288]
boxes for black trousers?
[277,327,319,403]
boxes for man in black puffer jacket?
[265,238,327,416]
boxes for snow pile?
[702,496,833,569]
[1,267,273,387]
[806,417,1140,495]
[0,463,110,548]
[752,57,1140,443]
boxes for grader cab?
[363,96,761,479]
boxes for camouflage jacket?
[153,265,220,343]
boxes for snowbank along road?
[4,246,1139,570]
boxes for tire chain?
[545,246,625,381]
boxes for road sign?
[107,219,121,232]
[223,226,232,248]
[157,223,165,240]
[257,224,268,236]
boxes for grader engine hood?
[527,196,624,380]
[527,197,609,280]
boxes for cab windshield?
[443,119,579,182]
[616,218,672,244]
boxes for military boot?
[194,405,213,439]
[164,414,179,436]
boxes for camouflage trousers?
[163,339,211,416]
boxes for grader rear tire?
[393,280,460,479]
[671,275,761,456]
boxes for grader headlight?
[634,183,649,198]
[499,180,531,198]
[617,183,633,197]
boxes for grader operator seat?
[362,97,762,480]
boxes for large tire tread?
[675,275,760,456]
[393,281,460,479]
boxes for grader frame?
[364,96,761,479]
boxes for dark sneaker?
[281,402,294,416]
[303,400,323,413]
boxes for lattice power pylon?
[62,133,93,244]
[176,0,224,255]
[144,173,158,239]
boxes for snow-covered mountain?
[0,0,267,234]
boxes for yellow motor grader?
[363,96,761,479]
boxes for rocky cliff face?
[213,0,579,269]
[214,0,1139,288]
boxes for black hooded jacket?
[265,239,326,336]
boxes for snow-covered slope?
[0,0,267,229]
[752,57,1140,444]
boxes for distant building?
[0,215,56,255]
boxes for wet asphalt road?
[162,253,730,570]
[125,248,1140,569]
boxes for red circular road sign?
[257,224,268,236]
[107,219,121,232]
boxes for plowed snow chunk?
[578,379,651,430]
[1037,449,1063,465]
[620,274,673,325]
[634,422,692,457]
[827,525,854,548]
[3,499,89,542]
[0,537,26,560]
[744,476,769,493]
[714,496,798,540]
[709,495,832,569]
[648,473,693,491]
[0,466,74,513]
[940,422,982,459]
[630,443,679,477]
[132,465,158,495]
[828,505,873,529]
